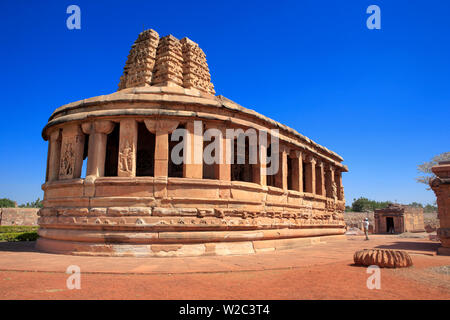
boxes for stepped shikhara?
[37,28,348,257]
[118,29,215,95]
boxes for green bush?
[16,232,39,241]
[0,231,39,242]
[0,226,39,234]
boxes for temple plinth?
[37,29,348,257]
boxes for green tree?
[408,202,423,208]
[0,198,16,208]
[417,152,450,187]
[351,197,392,212]
[18,198,43,208]
[424,203,437,213]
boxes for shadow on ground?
[0,241,37,253]
[375,241,440,253]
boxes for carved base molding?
[36,234,346,257]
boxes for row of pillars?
[45,119,344,200]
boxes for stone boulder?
[353,249,413,268]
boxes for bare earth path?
[0,235,449,299]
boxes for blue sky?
[0,0,448,205]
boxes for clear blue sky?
[0,0,448,205]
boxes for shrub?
[0,231,39,242]
[0,226,39,234]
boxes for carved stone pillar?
[144,119,179,177]
[335,170,344,200]
[290,150,303,192]
[326,164,336,199]
[59,124,85,180]
[254,139,267,186]
[81,120,115,177]
[215,125,231,181]
[281,146,289,190]
[118,119,138,177]
[430,162,450,255]
[316,160,325,196]
[184,121,203,179]
[47,129,61,182]
[304,155,316,194]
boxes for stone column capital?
[316,160,323,168]
[82,120,115,135]
[306,155,316,165]
[49,129,60,141]
[144,119,179,134]
[290,150,302,159]
[280,145,289,154]
[94,120,115,134]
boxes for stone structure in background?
[0,208,39,226]
[37,29,348,257]
[430,160,450,255]
[374,204,425,234]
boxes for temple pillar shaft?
[281,147,288,190]
[82,121,114,177]
[215,125,231,181]
[47,130,61,182]
[290,150,302,192]
[329,166,335,198]
[305,155,316,194]
[184,121,203,179]
[144,119,179,177]
[255,141,267,186]
[336,171,343,200]
[316,161,325,196]
[59,124,85,180]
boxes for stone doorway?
[386,217,394,233]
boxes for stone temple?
[374,204,425,234]
[37,29,348,257]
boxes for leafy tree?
[0,198,16,208]
[351,197,392,212]
[424,204,437,213]
[417,152,450,187]
[18,198,43,208]
[408,202,423,208]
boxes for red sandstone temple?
[37,29,348,257]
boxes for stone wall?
[403,206,425,232]
[0,208,39,226]
[374,204,425,234]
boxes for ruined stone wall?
[0,208,39,226]
[404,207,425,232]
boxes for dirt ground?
[0,235,449,300]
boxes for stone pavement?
[0,235,449,299]
[0,235,444,275]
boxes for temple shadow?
[0,241,38,253]
[374,241,440,253]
